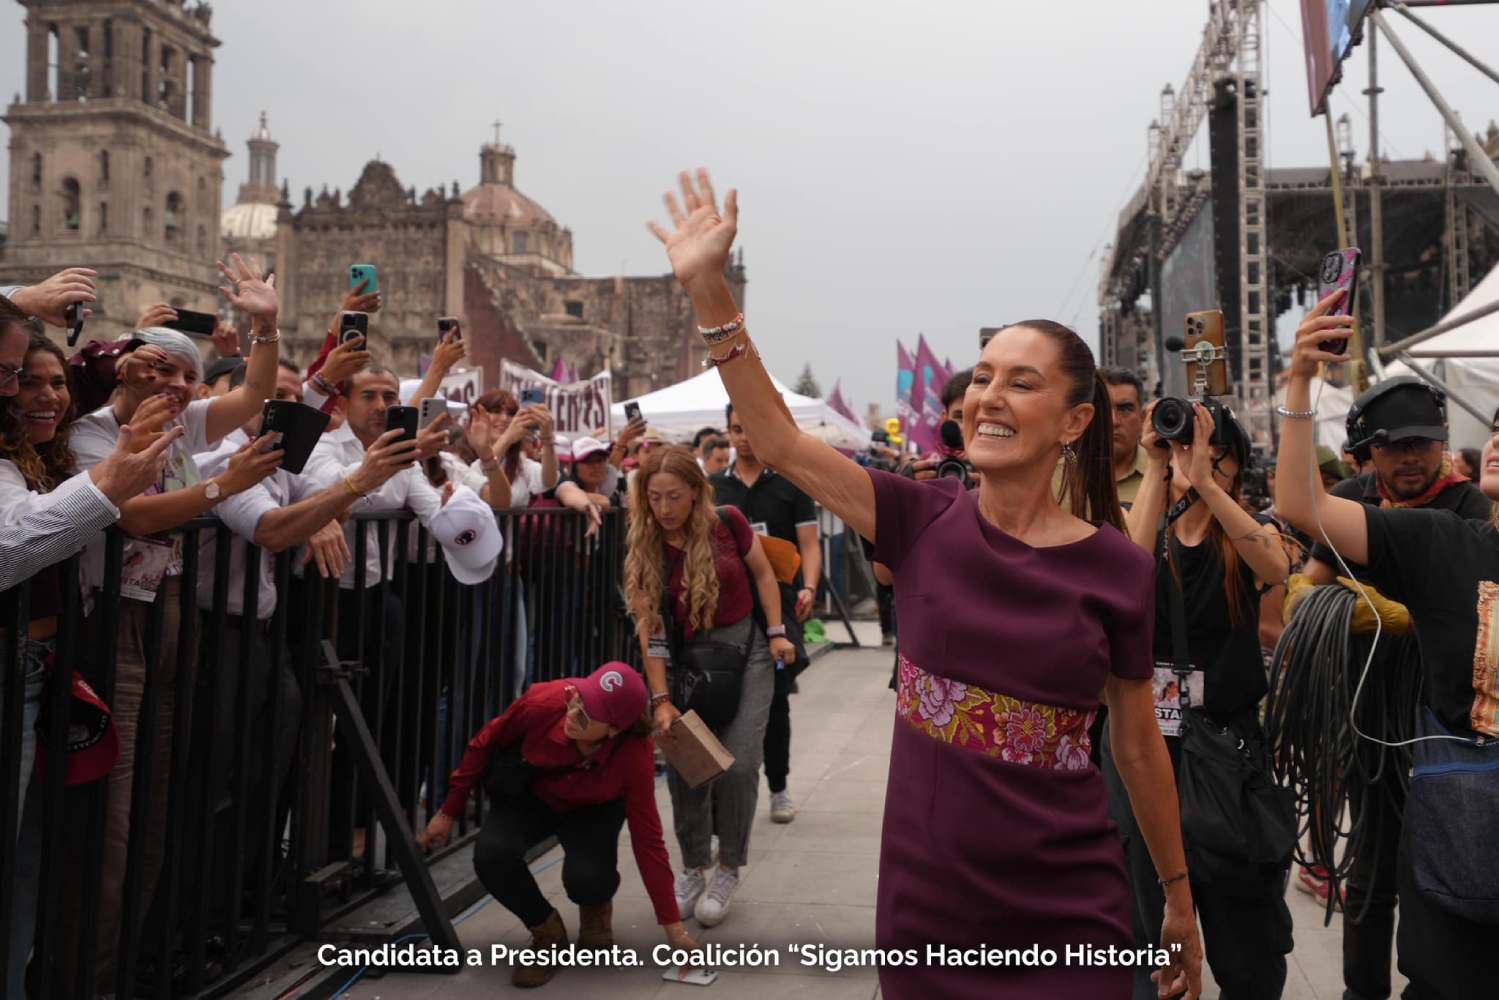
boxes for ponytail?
[1011,319,1123,532]
[1069,371,1123,531]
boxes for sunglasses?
[568,695,594,730]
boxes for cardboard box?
[655,711,735,788]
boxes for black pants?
[473,791,627,928]
[1101,725,1293,1000]
[1393,843,1490,999]
[763,667,793,794]
[1342,765,1405,1000]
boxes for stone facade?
[1,0,229,335]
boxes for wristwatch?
[204,479,222,502]
[766,625,788,639]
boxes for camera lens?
[1152,397,1194,444]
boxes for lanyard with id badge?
[1156,487,1203,738]
[119,430,201,602]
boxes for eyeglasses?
[1370,437,1438,454]
[568,695,593,731]
[0,363,22,390]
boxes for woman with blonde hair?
[625,445,796,929]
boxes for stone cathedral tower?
[1,0,231,336]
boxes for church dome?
[462,184,557,227]
[221,201,278,240]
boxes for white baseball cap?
[429,485,502,585]
[572,436,609,462]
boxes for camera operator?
[1276,289,1499,998]
[904,369,976,484]
[1279,373,1489,999]
[1114,399,1293,999]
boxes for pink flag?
[895,341,918,443]
[909,336,953,453]
[550,357,575,384]
[827,380,860,424]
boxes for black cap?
[1208,402,1251,462]
[1356,380,1447,444]
[204,356,245,388]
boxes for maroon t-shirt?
[665,505,755,638]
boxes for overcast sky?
[3,0,1496,412]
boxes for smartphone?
[1317,247,1361,356]
[419,397,448,430]
[1182,310,1229,397]
[437,317,461,343]
[164,308,218,337]
[520,387,545,407]
[661,966,719,986]
[624,401,644,425]
[349,264,378,295]
[339,311,369,345]
[385,405,419,445]
[261,400,331,475]
[64,302,86,346]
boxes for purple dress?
[868,470,1156,999]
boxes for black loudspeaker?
[1208,77,1243,383]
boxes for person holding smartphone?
[1114,401,1294,998]
[1274,288,1499,998]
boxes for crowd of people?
[5,165,1499,1000]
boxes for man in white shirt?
[303,364,497,854]
[56,256,286,997]
[183,364,421,935]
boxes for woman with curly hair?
[625,445,796,929]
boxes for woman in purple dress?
[646,170,1204,999]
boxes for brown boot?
[577,901,614,949]
[511,908,567,989]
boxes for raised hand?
[498,410,540,454]
[524,404,555,445]
[219,432,285,495]
[217,253,278,325]
[318,332,371,387]
[647,169,739,293]
[465,405,496,456]
[429,335,466,374]
[415,412,451,461]
[10,267,97,328]
[340,280,382,315]
[1289,288,1355,379]
[89,423,186,505]
[1167,404,1218,491]
[211,321,242,358]
[136,303,179,330]
[123,392,181,447]
[350,428,420,495]
[116,345,174,398]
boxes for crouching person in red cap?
[418,662,699,988]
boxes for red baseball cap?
[574,663,648,730]
[34,673,120,786]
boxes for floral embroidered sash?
[896,654,1095,771]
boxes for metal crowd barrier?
[0,506,631,999]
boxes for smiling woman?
[645,168,1204,1000]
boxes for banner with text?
[500,361,614,438]
[438,368,484,409]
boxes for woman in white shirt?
[443,390,559,508]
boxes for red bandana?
[1377,458,1467,509]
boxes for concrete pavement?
[330,631,1403,1000]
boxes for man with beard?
[1283,376,1490,1000]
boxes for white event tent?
[613,369,872,452]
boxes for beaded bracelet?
[698,312,745,345]
[704,337,756,369]
[1275,404,1315,421]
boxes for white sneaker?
[694,866,740,927]
[675,867,707,917]
[770,790,796,824]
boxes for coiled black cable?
[1263,584,1421,926]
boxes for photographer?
[1280,374,1489,997]
[905,368,974,483]
[1275,289,1499,998]
[1116,400,1294,999]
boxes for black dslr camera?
[934,420,974,486]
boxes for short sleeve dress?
[868,470,1156,999]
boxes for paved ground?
[334,627,1403,999]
